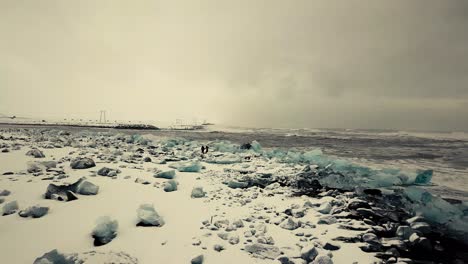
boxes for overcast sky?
[1,0,467,131]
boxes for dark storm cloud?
[0,0,467,130]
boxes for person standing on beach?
[205,146,209,154]
[201,145,205,155]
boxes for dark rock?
[0,189,11,196]
[363,189,382,196]
[323,242,341,251]
[191,254,204,264]
[70,157,95,169]
[97,167,120,176]
[45,177,93,201]
[26,149,45,158]
[347,199,371,210]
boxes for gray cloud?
[1,0,467,131]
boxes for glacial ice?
[155,170,176,179]
[136,204,165,227]
[2,200,18,216]
[191,187,206,198]
[92,216,118,246]
[169,161,202,172]
[163,180,178,192]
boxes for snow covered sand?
[0,128,467,263]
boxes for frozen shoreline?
[1,127,467,263]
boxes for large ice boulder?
[169,161,202,172]
[70,157,95,169]
[206,154,242,164]
[136,204,165,227]
[26,149,45,158]
[92,216,118,246]
[155,170,176,179]
[18,205,49,218]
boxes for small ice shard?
[2,200,18,216]
[169,161,202,172]
[70,157,96,169]
[154,170,176,179]
[163,180,178,192]
[414,170,433,185]
[136,204,165,227]
[191,254,204,264]
[26,149,45,158]
[33,249,79,264]
[245,243,281,260]
[18,205,49,218]
[191,187,206,198]
[92,216,118,246]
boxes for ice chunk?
[18,206,49,218]
[414,170,433,185]
[136,204,165,227]
[206,154,242,164]
[245,243,281,260]
[312,255,334,264]
[300,245,318,262]
[191,187,206,198]
[92,216,118,246]
[154,170,176,179]
[169,161,202,172]
[227,181,249,189]
[76,180,99,195]
[163,180,178,192]
[33,249,78,264]
[2,200,18,216]
[191,254,204,264]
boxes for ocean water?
[143,126,468,201]
[1,122,467,201]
